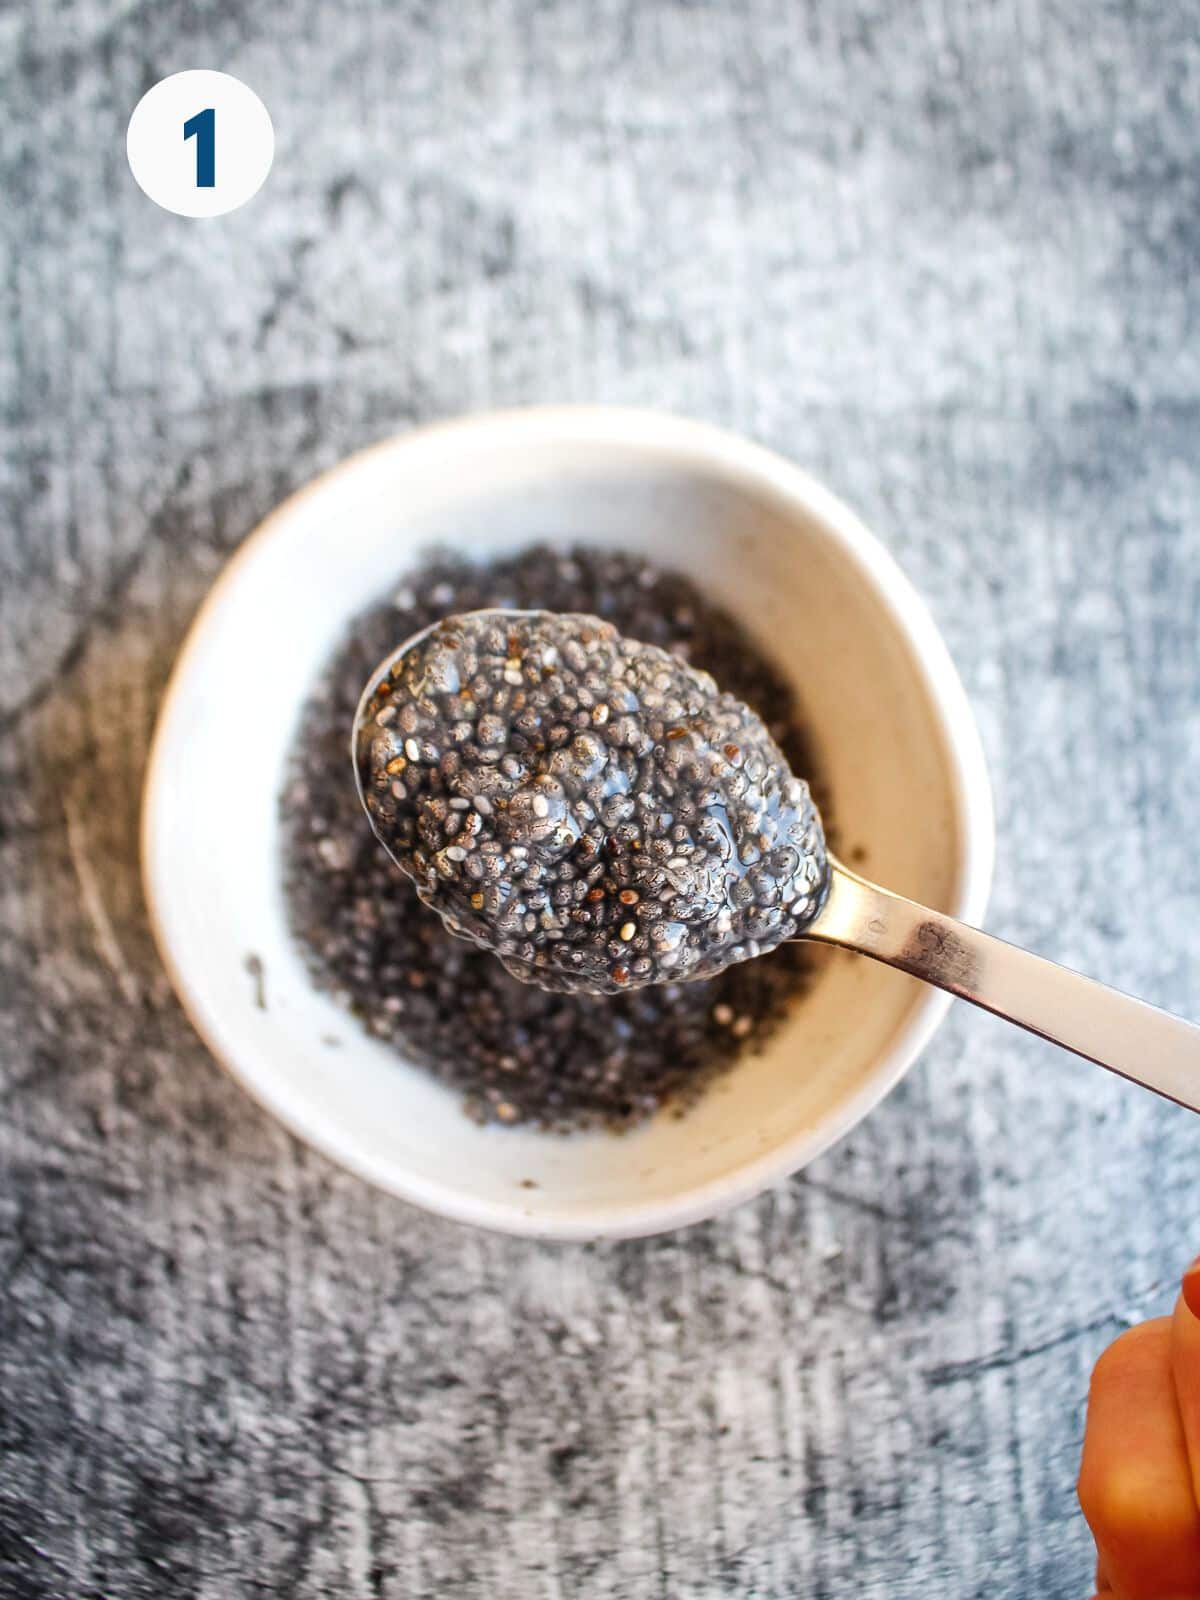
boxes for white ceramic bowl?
[143,408,993,1240]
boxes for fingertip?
[1182,1256,1200,1321]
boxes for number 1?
[184,108,215,188]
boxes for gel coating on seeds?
[354,611,829,995]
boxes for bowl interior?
[144,416,990,1238]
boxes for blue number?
[183,108,215,188]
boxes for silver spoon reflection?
[353,609,1200,1114]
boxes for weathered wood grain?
[2,1,1198,1595]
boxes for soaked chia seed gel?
[282,546,830,1130]
[355,612,828,994]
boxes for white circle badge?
[127,70,274,218]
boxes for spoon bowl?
[352,607,828,994]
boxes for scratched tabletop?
[3,3,1198,1596]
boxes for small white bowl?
[142,408,993,1240]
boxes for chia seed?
[281,545,831,1131]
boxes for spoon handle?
[807,858,1200,1114]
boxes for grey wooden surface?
[2,2,1198,1596]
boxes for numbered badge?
[127,71,274,218]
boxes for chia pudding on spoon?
[354,610,828,995]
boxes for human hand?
[1078,1258,1200,1597]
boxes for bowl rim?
[142,405,995,1240]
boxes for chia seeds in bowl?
[281,546,831,1130]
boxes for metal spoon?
[354,610,1200,1115]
